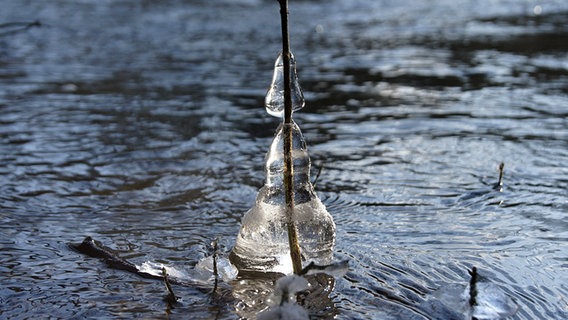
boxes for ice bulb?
[264,52,305,118]
[230,121,335,274]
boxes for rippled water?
[1,0,567,319]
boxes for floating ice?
[194,254,239,283]
[138,261,190,279]
[426,268,518,320]
[256,302,309,320]
[470,282,518,319]
[301,260,349,277]
[136,255,238,285]
[257,275,310,320]
[265,52,305,118]
[230,121,336,273]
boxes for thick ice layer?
[230,194,335,274]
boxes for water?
[1,0,567,318]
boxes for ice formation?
[230,48,335,274]
[230,121,336,273]
[257,275,310,320]
[264,52,305,118]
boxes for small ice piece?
[302,260,349,277]
[428,283,472,319]
[471,282,518,319]
[257,275,310,320]
[265,51,305,118]
[256,302,309,320]
[137,261,189,279]
[273,275,309,302]
[194,255,239,283]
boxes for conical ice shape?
[230,121,335,274]
[265,52,305,118]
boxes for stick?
[0,20,41,37]
[278,0,302,275]
[312,162,324,189]
[468,266,478,308]
[162,267,178,303]
[211,239,219,294]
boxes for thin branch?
[162,267,178,304]
[211,239,219,294]
[0,20,41,37]
[278,0,302,275]
[312,162,324,189]
[493,162,504,191]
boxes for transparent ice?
[425,278,518,319]
[257,275,310,320]
[137,255,238,285]
[230,121,336,274]
[470,282,518,319]
[265,52,305,118]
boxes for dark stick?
[468,266,478,308]
[278,0,302,275]
[312,162,324,189]
[0,20,41,37]
[71,236,185,286]
[211,239,219,294]
[162,267,178,303]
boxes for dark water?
[1,0,567,319]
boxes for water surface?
[1,0,567,319]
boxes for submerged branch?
[71,236,186,286]
[0,20,41,37]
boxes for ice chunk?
[137,261,189,279]
[195,255,239,282]
[256,302,309,320]
[471,282,518,319]
[230,121,335,274]
[257,275,310,320]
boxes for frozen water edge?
[137,255,239,285]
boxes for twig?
[312,162,324,189]
[211,239,219,294]
[162,267,178,304]
[71,236,185,286]
[493,162,504,191]
[468,266,478,308]
[0,20,41,37]
[278,0,302,275]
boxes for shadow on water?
[1,0,567,319]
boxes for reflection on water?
[1,0,567,319]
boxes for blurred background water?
[1,0,567,319]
